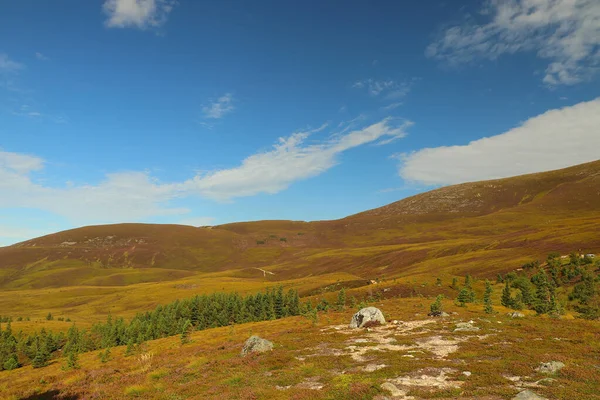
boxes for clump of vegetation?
[361,320,382,328]
[429,294,444,315]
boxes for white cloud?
[382,102,403,111]
[0,117,411,223]
[202,93,235,119]
[103,0,177,29]
[0,150,44,174]
[353,79,415,98]
[399,98,600,185]
[427,0,600,85]
[35,52,49,61]
[184,118,411,200]
[0,54,23,72]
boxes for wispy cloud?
[426,0,600,85]
[183,118,411,200]
[352,78,417,99]
[382,102,403,111]
[202,93,235,119]
[399,98,600,185]
[103,0,177,29]
[0,117,412,224]
[0,54,23,73]
[35,52,49,61]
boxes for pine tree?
[501,281,513,308]
[533,269,551,314]
[274,286,285,318]
[429,295,444,315]
[180,319,192,345]
[3,353,18,370]
[464,274,472,289]
[64,350,80,370]
[32,346,50,368]
[484,280,494,314]
[456,288,470,307]
[451,277,458,289]
[336,288,346,311]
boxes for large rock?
[512,389,548,400]
[536,361,564,374]
[241,335,273,357]
[508,311,525,318]
[349,307,386,328]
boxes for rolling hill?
[0,160,598,321]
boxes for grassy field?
[2,287,599,400]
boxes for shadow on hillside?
[19,390,79,400]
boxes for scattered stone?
[512,389,548,400]
[388,367,462,390]
[380,382,412,398]
[363,363,387,372]
[349,307,386,328]
[240,335,274,356]
[508,312,525,318]
[536,361,565,375]
[454,322,480,332]
[415,335,463,358]
[462,371,472,377]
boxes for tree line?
[0,286,301,371]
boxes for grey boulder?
[241,335,274,357]
[349,307,386,328]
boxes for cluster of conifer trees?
[498,252,599,318]
[0,286,301,371]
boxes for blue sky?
[1,0,599,245]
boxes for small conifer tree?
[429,295,444,315]
[456,288,470,307]
[484,280,494,314]
[180,319,192,345]
[336,288,347,311]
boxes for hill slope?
[0,160,598,319]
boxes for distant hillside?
[0,160,598,293]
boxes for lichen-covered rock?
[241,335,273,357]
[349,307,386,328]
[508,311,525,318]
[536,361,564,374]
[453,322,479,332]
[513,389,548,400]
